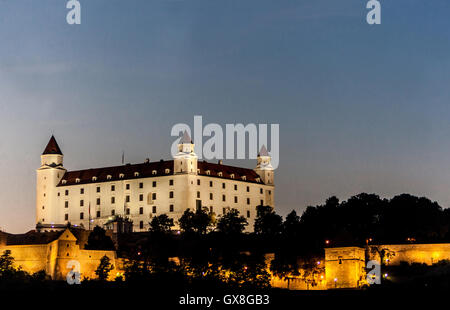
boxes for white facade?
[36,135,275,232]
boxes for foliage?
[179,208,214,234]
[85,226,115,250]
[149,214,174,233]
[254,205,283,237]
[216,208,248,235]
[95,255,114,281]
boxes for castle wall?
[368,243,450,266]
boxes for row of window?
[64,205,252,222]
[60,180,269,197]
[64,194,263,208]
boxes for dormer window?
[62,180,67,184]
[165,168,170,174]
[75,178,80,183]
[134,172,139,177]
[119,173,124,179]
[241,176,246,181]
[152,170,157,175]
[206,170,211,175]
[107,175,112,180]
[218,172,223,177]
[256,177,261,182]
[230,174,235,179]
[197,169,200,174]
[92,176,97,181]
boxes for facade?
[0,228,119,280]
[36,133,275,232]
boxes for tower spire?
[42,135,63,155]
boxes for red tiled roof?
[5,230,64,245]
[197,161,263,183]
[57,160,264,186]
[42,135,63,155]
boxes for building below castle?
[36,133,275,232]
[0,228,119,280]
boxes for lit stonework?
[36,134,275,232]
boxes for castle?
[36,133,275,232]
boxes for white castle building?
[36,133,275,232]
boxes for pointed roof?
[258,145,269,157]
[42,135,63,155]
[179,130,192,144]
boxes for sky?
[1,0,450,233]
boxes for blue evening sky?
[1,0,450,232]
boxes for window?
[80,200,84,207]
[65,201,69,208]
[111,209,115,216]
[169,204,174,212]
[152,193,156,200]
[65,190,69,196]
[247,210,250,218]
[234,184,237,190]
[80,212,84,220]
[80,188,84,194]
[268,190,271,195]
[126,184,130,190]
[222,208,226,214]
[234,196,238,203]
[96,211,101,218]
[210,193,213,200]
[111,197,115,204]
[140,221,144,229]
[197,191,200,198]
[92,176,97,181]
[169,179,174,186]
[139,182,143,189]
[96,198,101,205]
[197,179,200,185]
[222,195,226,202]
[65,214,68,221]
[152,181,157,187]
[247,198,251,205]
[139,207,143,215]
[222,183,225,189]
[152,206,157,213]
[107,175,112,180]
[42,206,45,210]
[260,199,264,205]
[126,208,130,215]
[260,188,263,194]
[209,181,213,187]
[58,192,60,197]
[210,206,213,213]
[126,195,130,203]
[111,185,115,191]
[246,186,250,192]
[134,172,139,177]
[169,191,174,199]
[139,194,143,201]
[96,186,100,193]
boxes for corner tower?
[254,145,274,185]
[173,131,198,174]
[36,136,66,226]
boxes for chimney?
[218,160,223,165]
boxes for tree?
[216,209,248,235]
[254,205,283,237]
[85,226,115,250]
[149,214,174,233]
[0,250,15,276]
[179,208,214,234]
[283,210,301,238]
[95,255,114,281]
